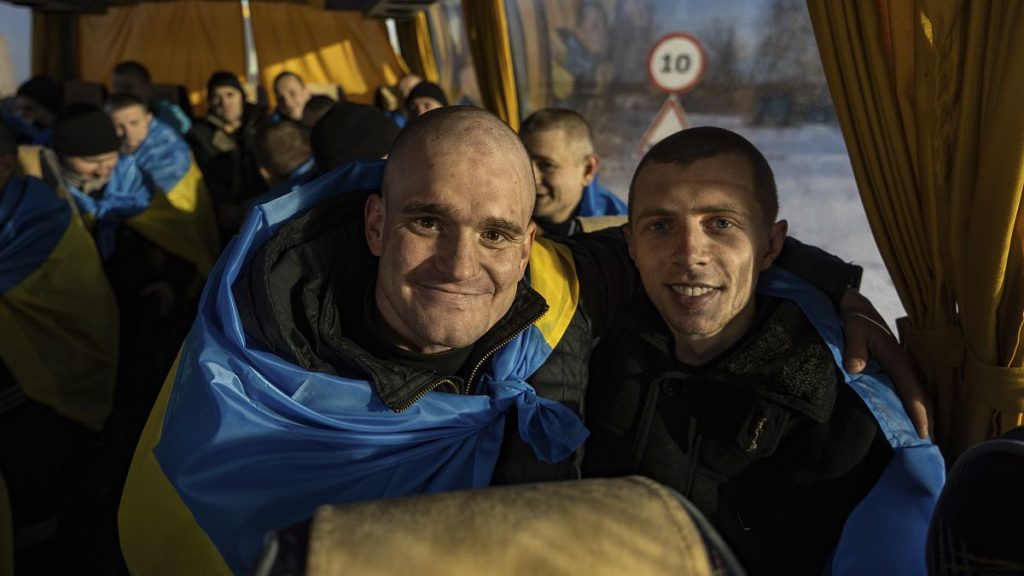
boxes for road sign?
[637,96,689,155]
[646,33,706,94]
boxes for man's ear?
[582,153,599,186]
[624,223,637,262]
[365,193,385,257]
[760,219,788,270]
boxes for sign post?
[638,33,706,155]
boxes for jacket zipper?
[394,378,456,412]
[393,308,548,412]
[462,308,548,395]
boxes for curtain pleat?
[808,0,1024,458]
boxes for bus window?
[0,3,31,95]
[503,0,905,328]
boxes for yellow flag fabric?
[126,162,221,278]
[808,0,1024,457]
[0,180,119,432]
[118,356,232,576]
[251,3,407,106]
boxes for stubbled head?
[273,71,312,122]
[519,108,599,225]
[366,106,536,353]
[105,92,153,154]
[625,127,787,364]
[112,61,153,103]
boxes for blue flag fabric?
[1,174,119,431]
[152,160,589,572]
[757,266,945,576]
[577,174,627,217]
[0,175,70,293]
[67,155,150,259]
[131,117,193,194]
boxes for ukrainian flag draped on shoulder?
[67,155,149,259]
[119,160,587,575]
[127,118,220,277]
[758,267,945,576]
[0,175,118,431]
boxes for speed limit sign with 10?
[647,33,706,94]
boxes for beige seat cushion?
[305,476,714,576]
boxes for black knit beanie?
[311,102,400,172]
[52,103,121,157]
[16,76,63,113]
[207,71,244,97]
[405,82,448,109]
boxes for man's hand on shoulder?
[840,288,932,440]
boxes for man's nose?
[437,232,480,282]
[97,162,115,179]
[670,224,710,268]
[531,163,543,187]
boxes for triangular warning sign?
[637,96,690,156]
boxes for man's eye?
[481,230,508,243]
[647,220,669,232]
[710,218,734,229]
[413,217,439,230]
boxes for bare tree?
[752,0,826,88]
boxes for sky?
[0,2,32,93]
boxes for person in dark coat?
[188,71,267,240]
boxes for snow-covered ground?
[598,113,906,331]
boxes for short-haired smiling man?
[584,127,944,576]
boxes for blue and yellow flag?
[0,175,119,431]
[758,267,945,576]
[126,118,220,277]
[119,160,586,575]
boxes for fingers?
[839,288,931,439]
[870,334,931,439]
[842,313,870,374]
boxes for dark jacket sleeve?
[775,236,863,307]
[559,226,641,337]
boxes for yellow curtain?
[396,11,439,85]
[462,0,520,130]
[78,1,245,108]
[250,2,407,106]
[808,1,1024,458]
